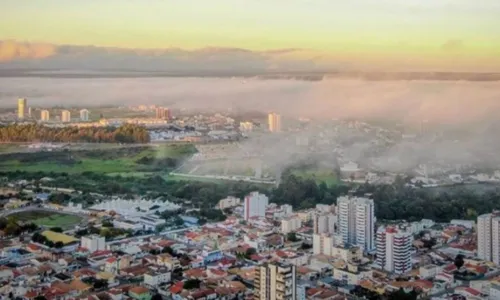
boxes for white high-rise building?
[243,192,269,220]
[376,227,412,274]
[17,98,27,119]
[337,196,375,252]
[61,110,71,122]
[268,112,281,132]
[40,110,50,122]
[81,235,106,253]
[254,262,296,300]
[281,216,302,234]
[80,109,90,121]
[477,212,500,264]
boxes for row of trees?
[32,232,65,248]
[4,169,500,222]
[0,124,150,143]
[0,217,38,236]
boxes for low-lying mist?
[1,77,500,125]
[2,76,500,173]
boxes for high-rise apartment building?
[313,213,336,235]
[313,233,335,256]
[155,107,172,120]
[477,212,500,264]
[337,196,375,252]
[376,226,412,274]
[80,109,90,121]
[28,107,32,118]
[17,98,27,119]
[268,112,281,132]
[40,110,50,122]
[243,192,269,221]
[61,110,71,122]
[254,262,296,300]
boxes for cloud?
[0,40,56,62]
[0,40,328,73]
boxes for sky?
[1,0,500,72]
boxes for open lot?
[10,210,83,229]
[0,144,196,174]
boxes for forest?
[0,124,150,143]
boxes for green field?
[0,144,196,174]
[11,210,83,229]
[291,169,340,186]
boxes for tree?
[245,247,257,258]
[183,279,201,290]
[454,254,465,270]
[151,294,163,300]
[287,232,300,242]
[34,297,47,300]
[162,246,174,255]
[50,227,63,233]
[54,241,64,249]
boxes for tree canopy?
[0,124,150,143]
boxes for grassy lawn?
[11,210,82,229]
[163,174,226,184]
[291,169,340,186]
[0,144,196,174]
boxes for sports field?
[11,210,83,229]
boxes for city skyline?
[1,0,500,72]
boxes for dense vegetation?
[3,167,500,223]
[0,124,150,143]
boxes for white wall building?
[337,196,375,252]
[81,235,106,253]
[144,269,171,287]
[281,217,302,234]
[217,196,241,210]
[313,213,336,235]
[80,109,90,121]
[244,192,269,220]
[376,226,412,274]
[477,212,500,264]
[281,204,293,216]
[313,234,334,256]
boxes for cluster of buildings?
[5,182,500,300]
[17,98,90,123]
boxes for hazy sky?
[1,0,500,71]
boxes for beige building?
[268,112,282,132]
[61,110,71,122]
[17,98,27,119]
[40,110,50,122]
[281,217,302,234]
[255,262,296,300]
[218,196,241,210]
